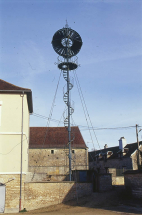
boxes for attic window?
[51,150,54,154]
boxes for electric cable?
[32,112,140,130]
[74,70,100,149]
[31,70,62,180]
[0,138,27,155]
[73,70,95,150]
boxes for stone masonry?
[0,174,25,213]
[124,170,142,199]
[24,182,92,211]
[29,148,88,175]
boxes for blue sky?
[0,0,142,150]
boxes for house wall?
[0,94,30,173]
[29,148,88,175]
[131,151,138,170]
[131,145,142,170]
[24,182,92,211]
[89,157,133,173]
[89,157,132,186]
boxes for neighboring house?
[89,137,142,175]
[29,126,89,176]
[0,79,33,212]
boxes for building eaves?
[0,79,33,113]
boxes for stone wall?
[26,172,69,182]
[124,170,142,199]
[89,157,133,173]
[97,174,112,192]
[112,176,124,185]
[29,148,88,175]
[0,174,25,213]
[0,174,92,212]
[24,182,92,211]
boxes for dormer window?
[123,148,129,155]
[107,151,113,158]
[98,153,102,159]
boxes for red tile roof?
[29,126,87,149]
[0,79,31,91]
[0,79,33,113]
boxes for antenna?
[52,23,82,181]
[65,19,69,28]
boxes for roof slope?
[89,146,119,162]
[29,126,87,149]
[89,141,142,162]
[124,141,142,157]
[0,79,31,91]
[0,79,33,113]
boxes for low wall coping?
[24,181,92,184]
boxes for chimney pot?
[119,137,127,152]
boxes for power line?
[73,70,95,149]
[73,70,101,149]
[80,125,137,131]
[31,70,62,179]
[0,138,26,155]
[32,112,141,131]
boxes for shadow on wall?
[72,170,112,192]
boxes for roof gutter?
[0,90,31,92]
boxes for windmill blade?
[52,27,82,58]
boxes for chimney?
[119,137,127,152]
[104,144,108,149]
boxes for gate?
[0,184,5,213]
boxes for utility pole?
[19,92,24,211]
[136,124,140,168]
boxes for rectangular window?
[72,150,75,154]
[51,150,54,154]
[0,101,2,126]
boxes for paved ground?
[5,187,142,215]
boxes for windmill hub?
[61,38,73,47]
[52,27,82,58]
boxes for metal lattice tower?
[52,23,82,181]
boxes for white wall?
[0,93,30,173]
